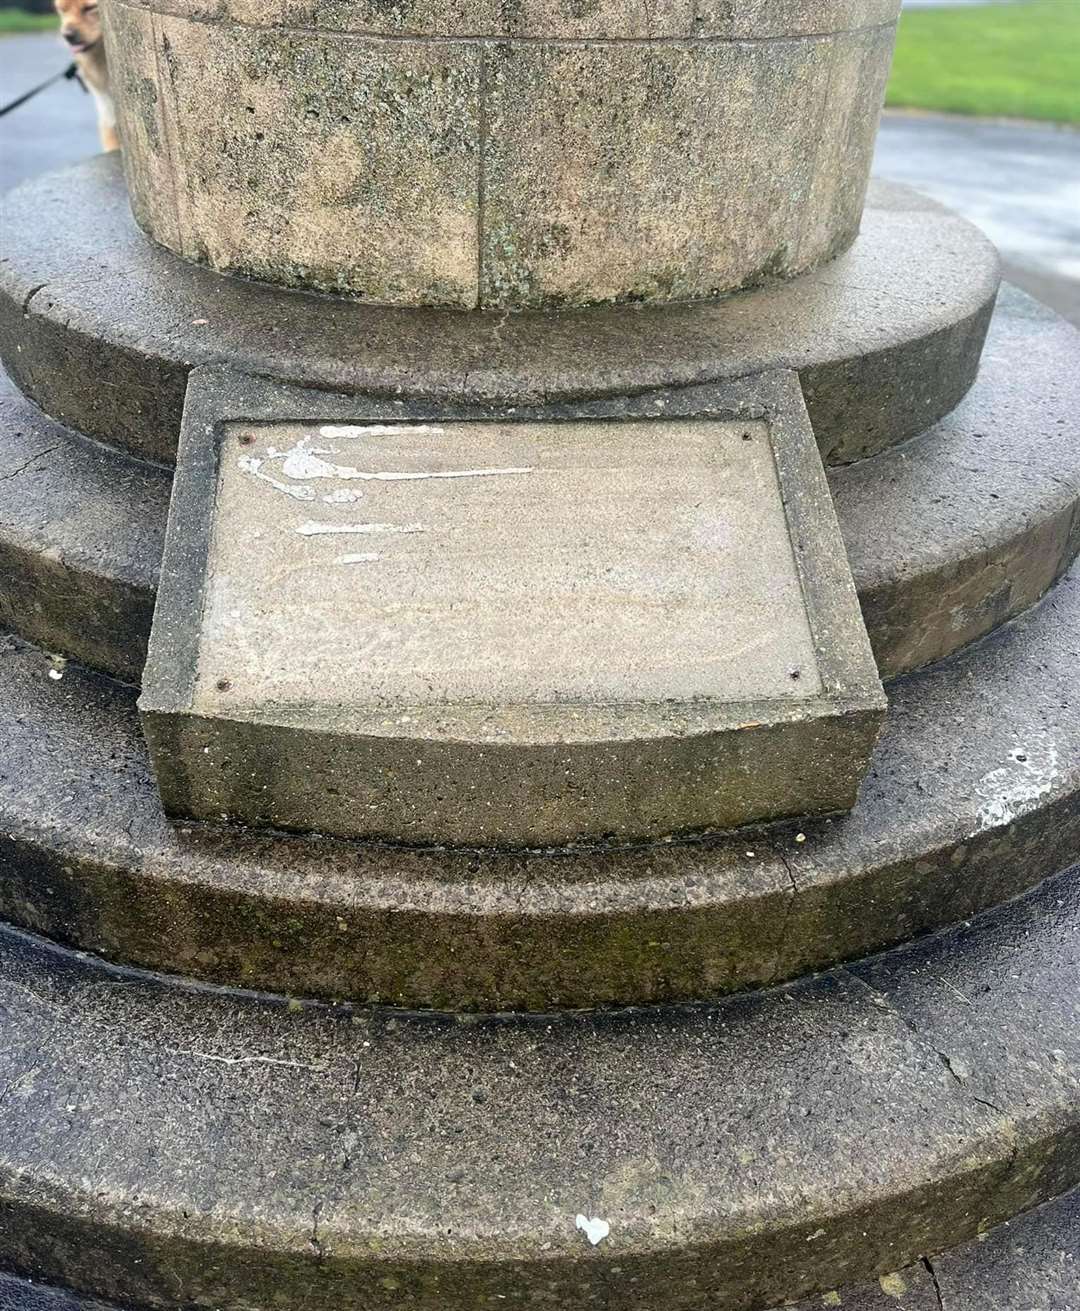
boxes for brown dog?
[55,0,117,151]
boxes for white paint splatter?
[243,437,533,490]
[320,424,447,438]
[336,552,382,565]
[351,465,533,482]
[575,1215,610,1247]
[238,453,316,501]
[263,436,371,482]
[296,521,426,537]
[974,739,1059,833]
[277,444,365,481]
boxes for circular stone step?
[832,283,1080,677]
[1,555,1078,1009]
[0,157,998,468]
[1,285,1075,687]
[0,863,1077,1310]
[5,1188,1077,1311]
[0,372,167,684]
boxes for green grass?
[886,1,1080,124]
[0,8,57,33]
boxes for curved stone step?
[831,284,1080,678]
[1,285,1077,686]
[0,372,167,684]
[0,156,998,468]
[0,862,1077,1310]
[5,1184,1077,1310]
[1,554,1078,1010]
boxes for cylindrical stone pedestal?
[107,0,900,309]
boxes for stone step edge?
[0,372,168,684]
[4,1184,1076,1311]
[0,861,1076,1310]
[0,554,1078,1009]
[2,283,1077,685]
[0,158,998,468]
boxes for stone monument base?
[0,157,1078,1309]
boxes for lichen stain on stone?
[156,19,480,303]
[878,1271,908,1298]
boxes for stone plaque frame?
[141,366,885,847]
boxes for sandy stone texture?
[108,0,900,306]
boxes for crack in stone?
[765,843,800,985]
[774,843,799,897]
[0,1065,41,1107]
[475,44,488,308]
[21,283,46,316]
[0,446,57,482]
[842,969,985,1098]
[920,1255,946,1310]
[310,1199,325,1261]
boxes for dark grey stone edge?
[0,372,169,685]
[0,553,1078,1008]
[3,1184,1076,1311]
[0,1269,120,1311]
[0,862,1076,1310]
[139,367,884,847]
[0,158,999,469]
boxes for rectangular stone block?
[141,367,885,847]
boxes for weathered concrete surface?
[2,553,1079,1008]
[106,0,898,307]
[5,1185,1077,1309]
[831,283,1080,677]
[929,1188,1080,1309]
[0,369,167,684]
[0,159,999,467]
[0,863,1076,1310]
[119,0,903,37]
[787,1189,1080,1310]
[140,370,882,846]
[0,1273,119,1310]
[2,284,1074,687]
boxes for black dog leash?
[0,62,87,119]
